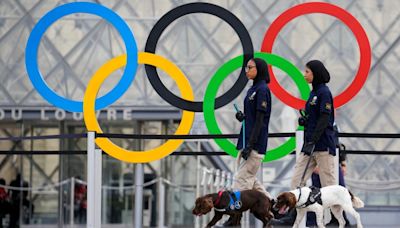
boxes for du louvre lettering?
[0,108,137,121]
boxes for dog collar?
[214,190,224,207]
[214,191,242,212]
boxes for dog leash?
[298,144,316,187]
[234,104,246,172]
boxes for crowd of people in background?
[0,174,89,227]
[0,174,34,228]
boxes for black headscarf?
[251,58,270,84]
[306,60,330,88]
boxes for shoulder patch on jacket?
[261,101,267,108]
[325,103,332,110]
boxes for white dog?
[274,185,364,228]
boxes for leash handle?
[233,103,245,147]
[299,108,307,117]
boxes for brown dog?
[192,190,273,227]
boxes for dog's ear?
[271,198,276,206]
[205,196,214,208]
[276,193,284,203]
[194,196,202,206]
[192,196,203,215]
[287,192,297,208]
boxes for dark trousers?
[0,201,11,228]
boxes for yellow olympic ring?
[83,52,195,163]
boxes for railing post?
[226,173,232,190]
[220,171,226,190]
[87,132,101,228]
[157,178,165,228]
[201,168,209,227]
[214,169,220,190]
[213,169,222,226]
[70,177,75,227]
[195,154,201,228]
[87,132,95,228]
[94,149,102,228]
[134,164,144,228]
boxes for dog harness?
[296,186,322,208]
[214,191,242,212]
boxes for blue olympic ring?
[25,2,138,112]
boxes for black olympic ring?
[145,2,254,112]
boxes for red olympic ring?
[261,2,371,109]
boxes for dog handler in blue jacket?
[233,57,272,198]
[291,59,336,190]
[221,57,272,227]
[270,60,336,227]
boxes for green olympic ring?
[203,52,310,162]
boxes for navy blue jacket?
[237,81,271,154]
[304,84,336,155]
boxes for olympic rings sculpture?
[25,2,371,163]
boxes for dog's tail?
[349,190,364,208]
